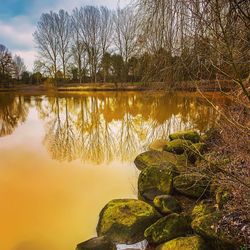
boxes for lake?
[0,91,225,250]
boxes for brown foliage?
[206,89,250,247]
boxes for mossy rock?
[174,194,197,214]
[173,173,210,198]
[76,236,116,250]
[163,139,192,155]
[97,199,161,244]
[191,201,216,220]
[138,165,178,203]
[191,211,235,249]
[156,235,208,250]
[144,213,191,244]
[148,139,168,151]
[134,150,189,171]
[153,195,182,215]
[169,131,200,143]
[215,187,231,209]
[192,212,221,239]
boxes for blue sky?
[0,0,130,70]
[0,0,30,19]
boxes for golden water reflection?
[0,95,29,137]
[0,91,227,250]
[35,92,222,163]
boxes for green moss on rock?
[173,173,210,198]
[192,211,235,249]
[169,131,200,143]
[163,139,192,155]
[215,187,231,209]
[191,201,216,220]
[192,212,221,239]
[134,150,189,171]
[156,235,208,250]
[148,139,168,151]
[96,199,160,244]
[153,195,182,215]
[76,236,116,250]
[144,213,191,244]
[138,165,178,202]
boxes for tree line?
[33,1,249,89]
[0,44,43,86]
[137,0,250,98]
[33,6,141,85]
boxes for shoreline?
[0,80,235,94]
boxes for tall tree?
[34,12,59,80]
[75,6,102,82]
[113,7,138,81]
[72,8,88,83]
[13,55,26,80]
[0,44,13,79]
[54,10,72,79]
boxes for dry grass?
[205,90,250,248]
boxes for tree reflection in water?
[0,93,29,137]
[0,92,224,163]
[34,92,223,164]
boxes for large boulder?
[148,139,168,151]
[163,139,192,154]
[96,199,160,244]
[134,150,188,171]
[191,211,235,249]
[173,173,210,198]
[144,213,191,244]
[138,165,178,202]
[156,235,208,250]
[169,131,200,143]
[191,201,216,220]
[153,195,182,215]
[76,237,116,250]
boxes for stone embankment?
[76,130,236,250]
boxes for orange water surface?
[0,91,225,250]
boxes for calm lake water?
[0,91,226,250]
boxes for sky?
[0,0,130,71]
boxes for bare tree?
[72,8,88,83]
[34,12,59,80]
[184,0,250,100]
[0,44,13,78]
[99,7,113,58]
[113,7,138,81]
[12,55,26,80]
[54,10,72,79]
[75,6,102,83]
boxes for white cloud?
[12,49,37,72]
[0,16,34,49]
[0,16,36,70]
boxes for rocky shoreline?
[76,130,238,250]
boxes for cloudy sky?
[0,0,130,71]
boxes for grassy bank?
[0,80,235,93]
